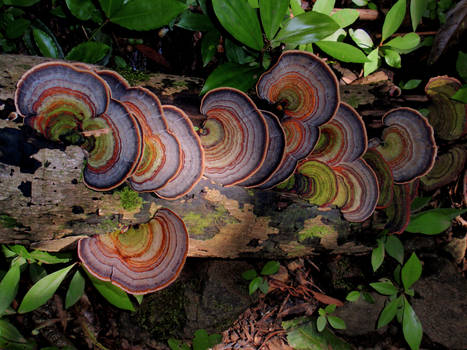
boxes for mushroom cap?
[257,119,319,189]
[363,147,394,209]
[199,88,269,187]
[256,50,339,126]
[425,76,467,141]
[97,69,131,100]
[238,110,286,188]
[384,183,411,234]
[116,87,182,192]
[155,106,205,200]
[83,98,142,191]
[376,107,437,184]
[332,159,379,222]
[309,103,367,165]
[78,208,188,295]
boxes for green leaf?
[133,294,143,304]
[312,0,335,15]
[5,18,30,39]
[316,41,369,63]
[451,86,467,103]
[200,62,262,94]
[385,33,420,50]
[176,11,214,32]
[402,297,422,350]
[248,0,259,8]
[377,295,402,328]
[385,235,404,264]
[410,197,431,211]
[362,292,375,304]
[193,329,222,350]
[0,319,35,350]
[259,0,289,40]
[66,42,111,63]
[3,0,39,6]
[32,28,60,58]
[249,276,263,295]
[2,245,17,258]
[324,304,336,313]
[406,208,467,234]
[400,79,422,90]
[242,269,258,280]
[289,0,304,16]
[110,0,187,31]
[364,47,380,76]
[168,338,190,350]
[85,269,135,311]
[259,278,269,294]
[321,28,346,42]
[225,38,255,64]
[352,0,367,6]
[370,281,398,295]
[456,51,467,81]
[393,264,402,285]
[345,291,360,302]
[371,239,385,272]
[381,0,406,43]
[383,48,401,68]
[331,9,359,28]
[349,28,373,49]
[273,11,339,46]
[0,264,20,315]
[327,316,346,330]
[260,260,280,275]
[98,0,124,18]
[316,315,327,332]
[65,270,85,309]
[401,252,422,290]
[65,0,98,21]
[212,0,263,50]
[201,31,220,67]
[29,250,72,264]
[8,245,32,260]
[18,263,76,313]
[29,263,47,283]
[410,0,428,31]
[318,308,326,317]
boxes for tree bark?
[0,54,388,258]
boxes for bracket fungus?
[78,208,188,295]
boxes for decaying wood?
[0,55,396,258]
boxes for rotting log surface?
[0,54,388,258]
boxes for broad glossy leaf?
[349,28,373,49]
[85,269,135,311]
[321,28,346,42]
[370,281,398,295]
[406,208,467,234]
[317,41,369,63]
[201,31,220,67]
[200,62,262,94]
[0,319,35,350]
[212,0,263,50]
[327,316,346,330]
[382,0,406,43]
[5,18,30,39]
[385,32,420,50]
[451,86,467,103]
[66,0,98,21]
[402,298,422,350]
[410,0,428,31]
[331,9,359,28]
[377,296,401,328]
[176,11,214,32]
[0,264,20,315]
[29,250,72,264]
[456,51,467,81]
[18,263,76,313]
[312,0,335,15]
[32,28,60,58]
[401,253,422,290]
[241,269,258,280]
[275,11,339,45]
[289,0,304,16]
[317,315,327,332]
[225,38,255,64]
[345,291,360,302]
[65,270,85,309]
[3,0,39,6]
[385,235,404,264]
[371,239,385,272]
[259,0,289,40]
[249,276,262,294]
[110,0,187,31]
[383,48,401,68]
[260,260,280,275]
[66,42,111,63]
[98,0,124,17]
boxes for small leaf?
[362,292,375,304]
[134,294,143,305]
[18,263,76,313]
[402,297,423,350]
[385,235,404,264]
[66,42,111,63]
[168,338,190,350]
[406,208,467,234]
[260,260,280,275]
[212,0,263,50]
[331,9,359,28]
[312,0,335,15]
[249,276,263,295]
[316,41,369,63]
[259,278,269,294]
[349,28,373,49]
[383,48,401,68]
[29,250,72,264]
[370,281,399,295]
[327,315,346,329]
[377,295,402,328]
[259,0,289,40]
[364,47,380,76]
[5,18,30,39]
[0,319,35,350]
[176,11,214,32]
[401,252,422,290]
[8,245,32,260]
[382,0,406,43]
[65,0,98,21]
[201,31,220,67]
[346,291,360,302]
[273,11,340,46]
[65,270,85,309]
[193,329,212,350]
[451,86,467,103]
[410,0,428,31]
[2,245,17,258]
[32,28,60,58]
[324,304,336,313]
[400,79,422,90]
[0,264,20,315]
[393,264,402,285]
[352,0,367,6]
[316,315,327,332]
[371,239,385,272]
[242,269,258,280]
[385,33,420,50]
[456,51,467,81]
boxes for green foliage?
[315,41,369,63]
[399,79,422,90]
[241,260,280,295]
[65,41,111,64]
[168,329,221,350]
[405,208,467,234]
[410,0,428,31]
[382,0,406,42]
[316,304,346,332]
[65,270,85,309]
[0,319,36,349]
[113,186,143,211]
[200,62,262,94]
[0,263,20,316]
